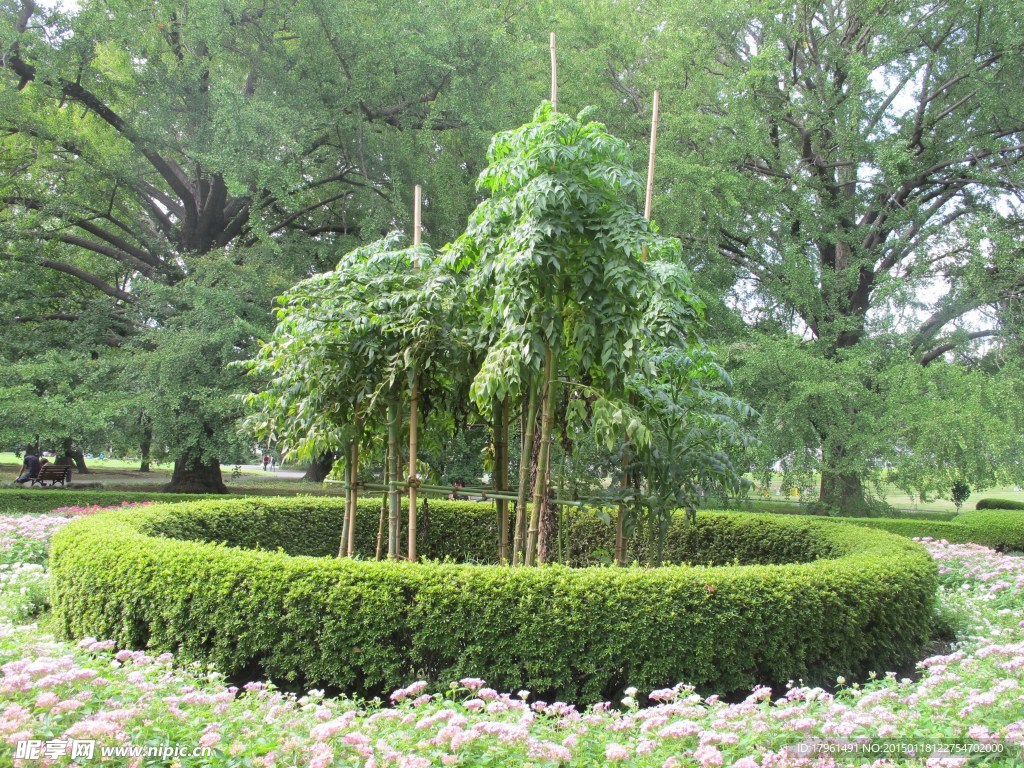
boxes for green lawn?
[746,472,1024,512]
[0,452,296,475]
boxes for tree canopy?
[2,0,1022,510]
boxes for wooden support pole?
[641,90,660,265]
[408,376,419,561]
[643,90,660,224]
[550,32,558,111]
[616,91,661,563]
[376,464,387,560]
[413,184,422,253]
[408,184,422,563]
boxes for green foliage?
[975,498,1024,511]
[1,0,548,482]
[0,489,238,516]
[798,510,1024,553]
[246,236,466,463]
[52,499,936,702]
[639,0,1024,511]
[445,102,685,408]
[0,352,114,454]
[626,345,755,555]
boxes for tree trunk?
[494,397,510,562]
[164,448,228,494]
[819,442,867,515]
[512,382,539,566]
[375,480,387,561]
[408,375,419,562]
[387,398,402,559]
[819,466,867,516]
[61,438,89,473]
[303,452,336,482]
[615,461,628,567]
[70,448,88,474]
[139,420,152,472]
[527,346,558,566]
[339,450,351,558]
[347,433,359,558]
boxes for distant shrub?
[975,498,1024,511]
[951,480,971,512]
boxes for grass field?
[6,451,1019,510]
[747,473,1024,512]
[0,452,297,475]
[0,452,328,495]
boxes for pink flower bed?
[0,514,1022,767]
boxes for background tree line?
[2,0,1022,508]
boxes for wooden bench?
[30,464,72,488]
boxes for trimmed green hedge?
[710,498,960,522]
[51,498,937,703]
[975,498,1024,511]
[0,489,239,516]
[804,510,1024,552]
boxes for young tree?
[446,103,708,564]
[247,235,467,556]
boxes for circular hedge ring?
[51,498,937,703]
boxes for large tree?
[632,0,1024,511]
[0,0,542,489]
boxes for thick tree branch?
[1,252,133,302]
[911,297,988,353]
[267,190,353,236]
[2,13,197,211]
[919,329,1000,366]
[32,231,159,279]
[12,312,79,323]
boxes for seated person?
[448,479,467,501]
[15,452,41,484]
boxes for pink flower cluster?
[0,513,1022,766]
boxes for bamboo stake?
[376,470,387,560]
[408,184,422,563]
[413,184,422,252]
[643,90,660,225]
[550,32,558,111]
[615,461,628,566]
[617,90,661,564]
[339,448,351,558]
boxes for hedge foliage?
[51,498,937,703]
[817,510,1024,552]
[975,498,1024,511]
[0,489,237,516]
